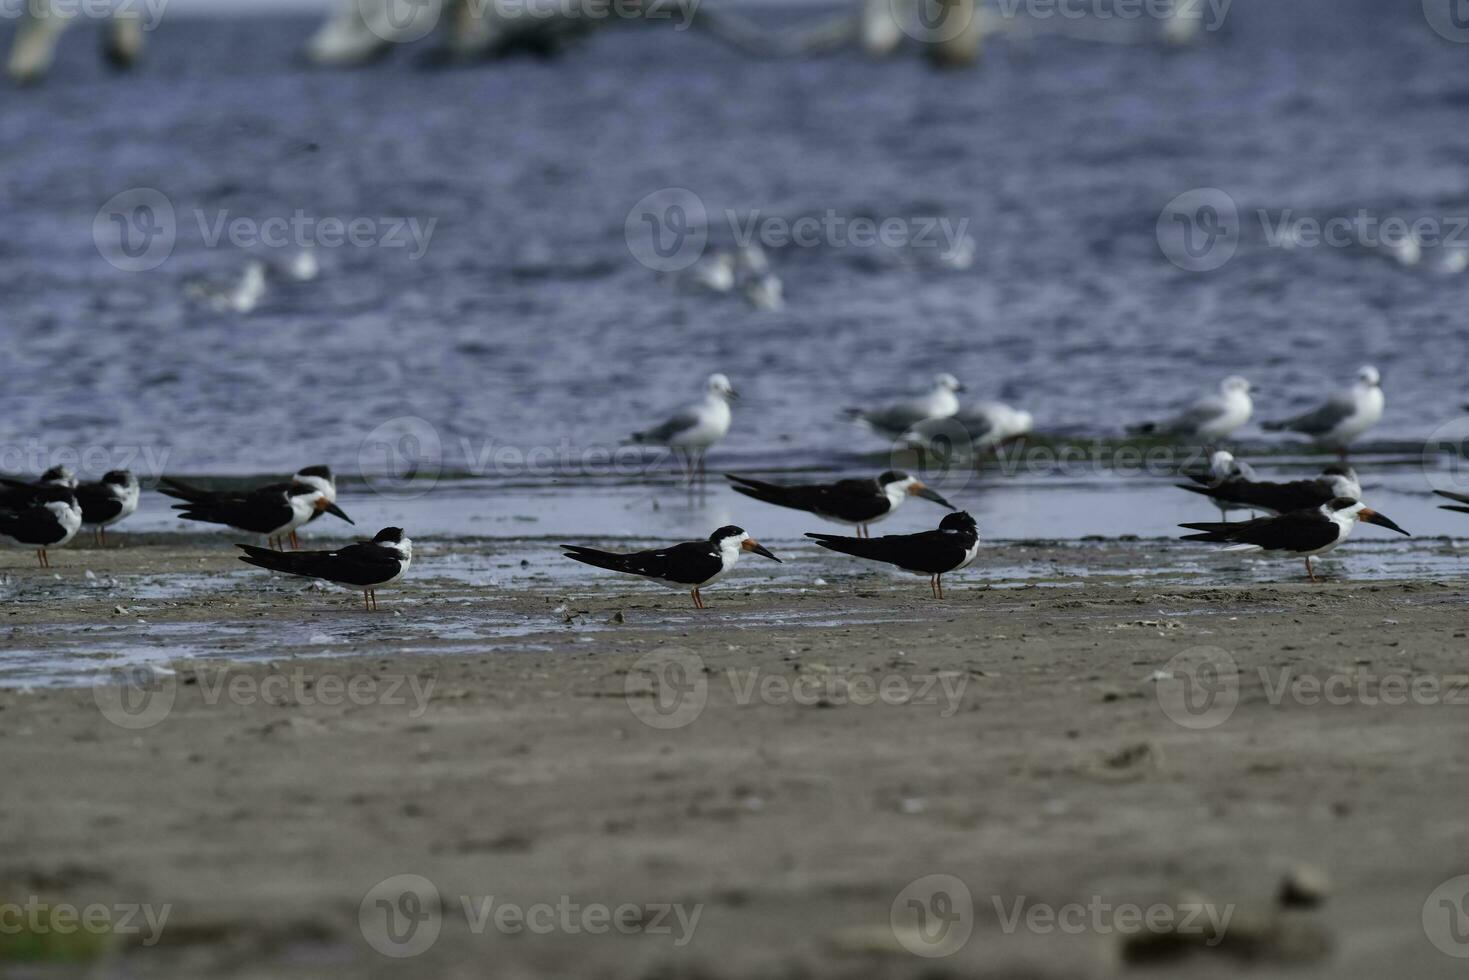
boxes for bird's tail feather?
[805,532,897,562]
[157,477,213,502]
[237,544,305,574]
[562,546,638,574]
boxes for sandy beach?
[4,538,1469,977]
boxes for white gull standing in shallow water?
[1263,366,1384,455]
[846,374,963,438]
[630,373,737,481]
[898,401,1033,454]
[1127,376,1254,442]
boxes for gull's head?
[934,373,964,394]
[1357,365,1381,388]
[707,373,738,400]
[878,470,955,509]
[1221,375,1253,396]
[939,511,978,535]
[1331,498,1409,536]
[40,465,78,489]
[710,525,780,562]
[373,526,411,555]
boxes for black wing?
[238,541,401,586]
[1435,489,1469,515]
[1177,477,1333,513]
[0,505,71,546]
[75,483,124,524]
[727,475,889,523]
[176,487,290,534]
[806,528,970,574]
[561,541,720,585]
[1180,509,1339,552]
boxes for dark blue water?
[5,1,1469,541]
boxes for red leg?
[937,575,944,600]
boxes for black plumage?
[806,511,980,599]
[238,527,411,611]
[727,471,952,536]
[562,525,780,608]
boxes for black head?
[710,525,746,543]
[102,470,134,487]
[373,527,406,544]
[877,470,910,486]
[1321,465,1354,478]
[940,511,978,532]
[297,465,333,481]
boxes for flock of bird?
[0,362,1459,608]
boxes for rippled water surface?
[5,1,1469,542]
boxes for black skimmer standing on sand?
[1127,376,1255,441]
[562,525,781,609]
[0,465,77,508]
[238,527,412,611]
[629,374,737,482]
[0,486,82,567]
[159,466,347,548]
[170,483,352,549]
[727,471,954,538]
[1179,497,1408,582]
[76,470,140,546]
[1177,464,1359,517]
[1262,366,1384,456]
[806,511,980,599]
[845,374,963,438]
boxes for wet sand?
[3,539,1469,977]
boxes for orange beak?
[741,538,780,562]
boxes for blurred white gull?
[846,373,963,438]
[681,251,737,293]
[629,373,738,478]
[1262,365,1384,454]
[184,260,268,314]
[1127,375,1254,441]
[899,401,1033,454]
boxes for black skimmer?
[629,374,737,481]
[170,483,351,550]
[726,471,953,538]
[160,466,346,548]
[1180,497,1408,582]
[1433,489,1469,515]
[898,401,1034,454]
[845,374,963,438]
[239,527,411,611]
[1178,464,1359,517]
[1127,376,1255,441]
[0,486,82,567]
[562,525,780,609]
[806,511,980,599]
[75,470,140,546]
[0,465,77,509]
[1262,366,1384,455]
